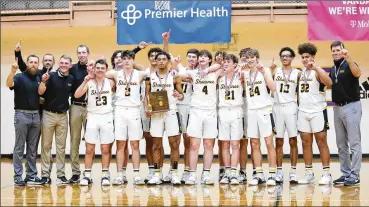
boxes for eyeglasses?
[280,55,292,59]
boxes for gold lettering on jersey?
[275,76,296,83]
[246,81,262,86]
[91,90,110,95]
[219,84,240,89]
[118,80,138,86]
[152,82,172,88]
[195,79,215,84]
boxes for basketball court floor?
[1,158,368,206]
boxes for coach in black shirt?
[329,41,362,186]
[6,55,43,186]
[38,55,74,185]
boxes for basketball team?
[7,31,362,188]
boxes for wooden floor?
[1,158,368,206]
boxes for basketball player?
[218,54,244,185]
[74,59,115,186]
[296,43,333,185]
[145,51,184,185]
[178,50,222,185]
[271,47,300,184]
[140,47,164,183]
[106,50,150,185]
[176,48,199,184]
[238,47,251,183]
[241,49,277,186]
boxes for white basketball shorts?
[150,109,181,138]
[297,109,329,133]
[187,107,218,139]
[114,106,143,141]
[85,112,114,144]
[272,102,298,138]
[247,106,276,138]
[178,104,190,134]
[218,106,243,141]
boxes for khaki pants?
[69,104,87,176]
[41,110,68,178]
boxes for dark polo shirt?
[10,72,40,110]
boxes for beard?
[27,67,38,75]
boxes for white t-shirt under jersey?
[115,69,143,107]
[243,69,273,110]
[273,67,299,104]
[298,69,327,113]
[218,73,243,107]
[87,78,113,114]
[150,72,177,111]
[188,70,218,110]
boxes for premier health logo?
[120,1,229,26]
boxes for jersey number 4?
[95,96,107,106]
[202,86,208,95]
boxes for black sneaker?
[68,174,80,184]
[25,177,44,185]
[14,177,26,186]
[344,178,360,186]
[333,176,348,185]
[41,177,51,184]
[56,176,70,185]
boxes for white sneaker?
[112,176,124,185]
[134,176,145,185]
[171,172,181,185]
[266,176,277,186]
[249,173,266,186]
[275,170,284,184]
[238,171,247,183]
[122,174,128,183]
[147,174,162,185]
[318,172,332,185]
[185,174,196,185]
[289,171,298,184]
[79,177,93,186]
[163,170,172,183]
[230,176,240,185]
[298,171,315,184]
[145,170,154,184]
[219,175,229,184]
[181,171,189,184]
[101,176,110,186]
[201,174,214,185]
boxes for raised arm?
[75,75,91,98]
[14,40,27,72]
[162,29,171,53]
[310,61,332,87]
[257,65,276,92]
[38,73,50,95]
[6,61,19,88]
[105,69,117,80]
[341,49,361,78]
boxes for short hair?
[199,50,213,65]
[121,50,136,60]
[43,53,54,62]
[245,49,260,59]
[111,50,123,68]
[330,40,344,50]
[27,55,39,62]
[186,48,200,57]
[224,54,239,64]
[60,55,72,63]
[297,43,317,56]
[155,51,171,60]
[95,59,108,69]
[239,47,251,57]
[279,47,296,58]
[77,44,90,54]
[147,47,162,58]
[214,50,227,60]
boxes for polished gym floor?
[1,158,368,206]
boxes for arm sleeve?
[15,51,27,72]
[132,46,141,54]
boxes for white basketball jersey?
[189,70,218,110]
[218,74,243,107]
[115,69,141,107]
[177,67,193,105]
[243,70,272,110]
[87,78,113,114]
[298,69,327,113]
[274,67,299,104]
[150,72,177,110]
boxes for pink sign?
[308,1,369,41]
